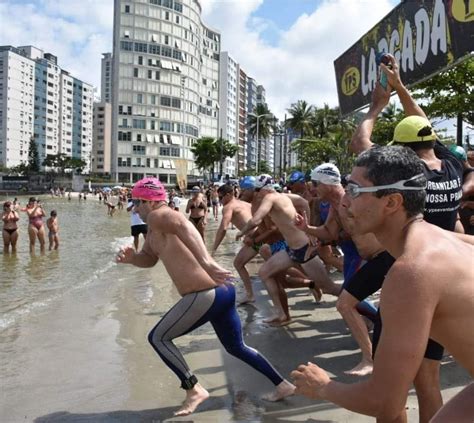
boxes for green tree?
[311,104,339,138]
[27,137,40,173]
[247,103,274,140]
[191,137,237,180]
[257,160,271,175]
[286,100,313,138]
[413,57,474,145]
[216,137,239,178]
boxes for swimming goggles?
[345,174,426,199]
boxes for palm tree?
[247,103,274,170]
[247,103,273,140]
[311,104,339,138]
[286,100,313,138]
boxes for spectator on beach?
[105,200,116,217]
[116,177,295,416]
[127,199,147,251]
[291,146,474,423]
[186,186,207,242]
[169,189,181,211]
[2,201,20,253]
[21,197,46,253]
[210,185,220,221]
[46,210,59,251]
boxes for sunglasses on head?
[345,174,426,199]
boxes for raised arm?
[381,54,427,119]
[349,82,391,155]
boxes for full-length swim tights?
[148,283,284,390]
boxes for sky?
[0,0,400,120]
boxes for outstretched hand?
[291,361,331,400]
[116,246,136,264]
[204,260,232,284]
[294,211,309,232]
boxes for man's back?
[225,198,252,231]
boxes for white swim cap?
[310,163,341,185]
[255,174,274,189]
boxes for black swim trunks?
[287,243,316,264]
[344,251,395,300]
[131,224,148,237]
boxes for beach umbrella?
[113,185,122,190]
[102,187,112,192]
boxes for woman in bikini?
[22,197,46,253]
[2,201,20,253]
[186,186,208,242]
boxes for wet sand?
[1,218,471,422]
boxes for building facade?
[111,0,220,184]
[91,102,112,174]
[246,77,257,171]
[218,51,238,177]
[101,53,113,103]
[0,45,93,170]
[236,66,248,175]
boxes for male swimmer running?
[116,178,295,416]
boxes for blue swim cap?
[448,145,467,161]
[240,176,256,190]
[289,170,305,184]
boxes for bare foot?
[173,383,210,416]
[262,379,295,401]
[238,296,255,305]
[263,315,280,323]
[344,360,373,376]
[309,285,323,303]
[268,317,292,327]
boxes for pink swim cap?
[131,178,167,202]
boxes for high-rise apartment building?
[256,84,273,173]
[111,0,220,184]
[91,102,112,174]
[236,67,248,175]
[218,52,238,177]
[101,53,113,103]
[0,45,93,170]
[246,77,258,170]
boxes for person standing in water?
[21,197,46,253]
[46,210,59,251]
[2,201,20,253]
[116,178,295,416]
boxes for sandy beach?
[0,210,471,423]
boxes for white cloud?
[201,0,396,118]
[0,0,113,90]
[0,0,396,117]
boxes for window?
[162,46,172,57]
[164,35,169,45]
[124,5,130,13]
[133,145,146,155]
[151,95,156,105]
[133,119,146,129]
[160,96,171,107]
[160,121,171,131]
[148,70,153,79]
[137,93,143,103]
[134,42,148,53]
[165,11,170,20]
[133,68,138,77]
[171,98,181,109]
[155,71,160,80]
[160,147,170,156]
[136,134,142,142]
[138,56,143,65]
[149,44,160,55]
[174,1,183,12]
[171,147,180,157]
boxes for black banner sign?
[334,0,474,116]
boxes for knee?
[233,256,243,269]
[148,327,164,347]
[336,296,353,316]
